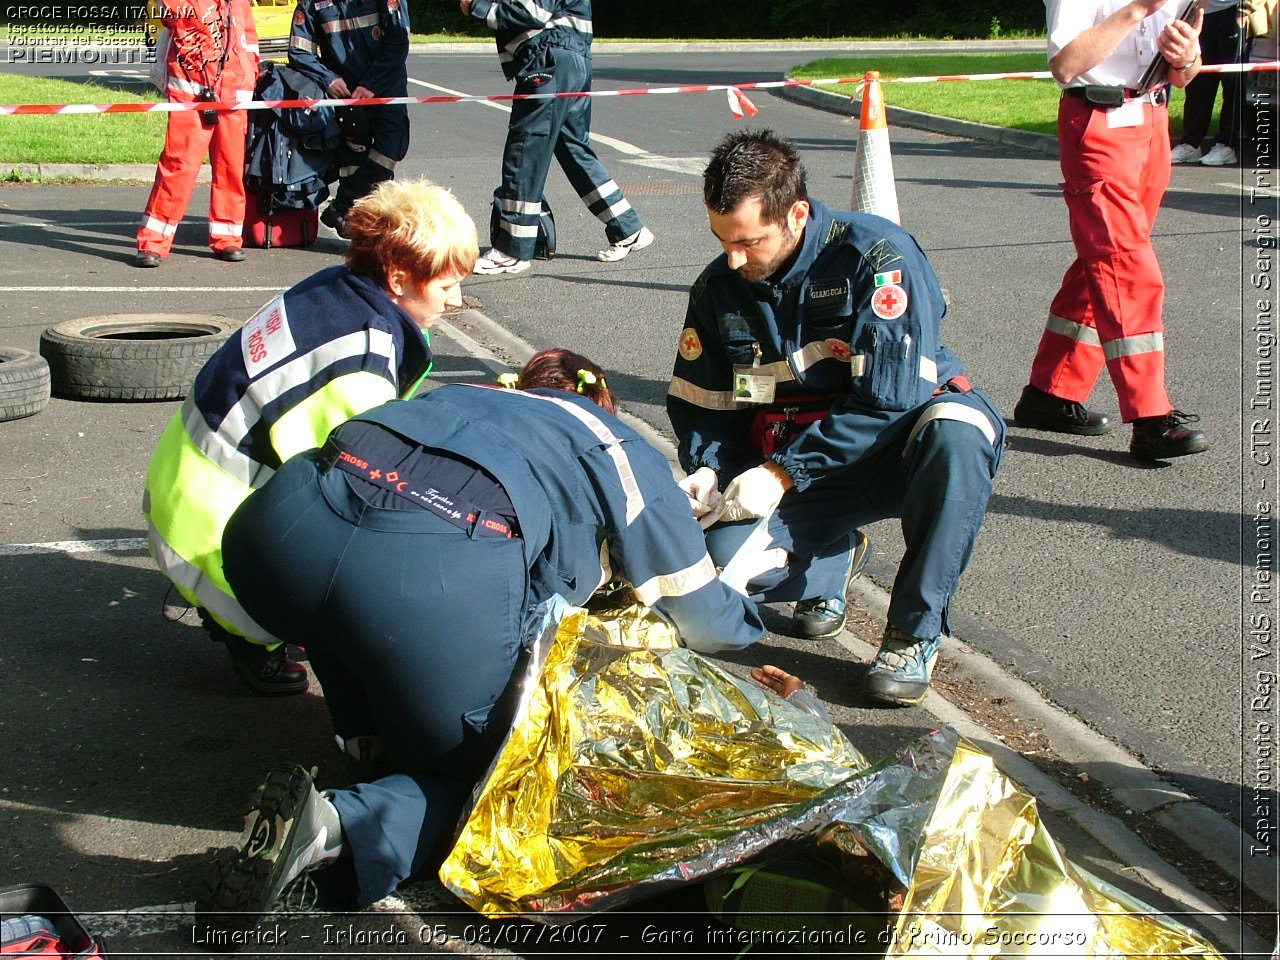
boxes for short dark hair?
[703,129,807,225]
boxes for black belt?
[316,438,518,540]
[1063,85,1168,107]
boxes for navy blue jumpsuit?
[465,0,646,261]
[667,200,1005,643]
[288,0,410,217]
[222,382,763,905]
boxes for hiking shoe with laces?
[1130,410,1208,461]
[473,247,531,275]
[791,530,872,640]
[1013,383,1111,436]
[864,626,942,706]
[598,226,654,262]
[197,764,344,934]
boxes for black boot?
[224,636,309,696]
[1130,410,1208,461]
[1013,384,1111,435]
[201,611,308,696]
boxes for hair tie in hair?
[576,369,599,394]
[497,372,520,389]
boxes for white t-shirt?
[1045,0,1181,87]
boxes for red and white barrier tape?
[0,62,1275,117]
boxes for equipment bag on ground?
[243,191,320,249]
[0,884,107,957]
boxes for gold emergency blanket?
[439,606,1224,957]
[440,606,870,914]
[863,738,1223,958]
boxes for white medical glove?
[720,462,792,522]
[678,466,720,518]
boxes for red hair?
[516,349,618,414]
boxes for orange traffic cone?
[850,71,901,224]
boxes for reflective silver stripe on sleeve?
[498,388,645,525]
[920,355,938,384]
[368,149,397,172]
[632,554,718,606]
[503,13,591,57]
[851,355,866,376]
[291,37,318,54]
[485,6,498,29]
[188,329,396,486]
[752,359,795,382]
[168,75,210,97]
[668,376,742,411]
[792,340,842,373]
[1044,313,1102,347]
[322,13,380,33]
[1103,331,1164,360]
[903,401,998,451]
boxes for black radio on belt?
[198,91,219,127]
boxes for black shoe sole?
[790,616,848,640]
[1012,409,1112,437]
[226,642,310,697]
[1130,437,1209,461]
[864,676,930,707]
[196,765,315,934]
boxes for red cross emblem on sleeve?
[871,283,908,320]
[679,328,703,361]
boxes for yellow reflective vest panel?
[141,266,432,640]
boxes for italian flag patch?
[874,269,902,287]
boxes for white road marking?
[0,537,148,556]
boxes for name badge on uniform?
[805,279,851,320]
[1106,99,1145,128]
[732,365,776,404]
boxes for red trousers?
[1030,96,1173,423]
[137,107,248,257]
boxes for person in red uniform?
[134,0,259,268]
[1013,0,1210,462]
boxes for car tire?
[39,314,238,401]
[0,346,52,422]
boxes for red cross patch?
[679,328,702,361]
[826,338,851,362]
[871,283,908,320]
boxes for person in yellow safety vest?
[142,178,477,694]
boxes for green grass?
[0,51,1200,168]
[791,53,1189,137]
[0,74,166,164]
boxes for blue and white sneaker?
[791,530,872,639]
[864,627,942,706]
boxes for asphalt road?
[0,42,1276,955]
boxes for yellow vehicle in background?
[144,0,294,62]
